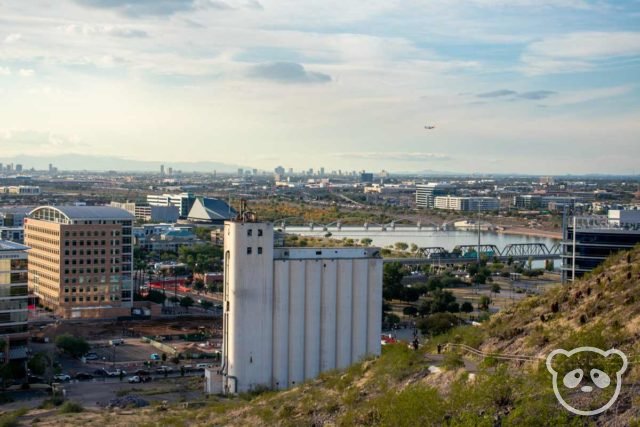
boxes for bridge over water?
[383,242,561,265]
[277,218,478,232]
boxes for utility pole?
[477,202,481,265]
[572,215,577,283]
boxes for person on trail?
[437,344,442,354]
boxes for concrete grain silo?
[220,220,383,394]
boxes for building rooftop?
[187,197,237,222]
[274,247,381,260]
[29,206,135,222]
[0,240,29,251]
[0,206,35,216]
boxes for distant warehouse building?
[434,196,500,212]
[211,220,383,394]
[513,195,579,211]
[562,209,640,282]
[110,201,179,223]
[24,206,135,318]
[0,186,41,196]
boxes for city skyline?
[1,1,639,174]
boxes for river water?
[284,226,559,252]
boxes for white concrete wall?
[351,259,368,362]
[272,260,289,390]
[304,260,321,380]
[320,260,337,372]
[223,221,274,394]
[335,260,353,370]
[288,260,305,387]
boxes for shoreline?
[497,227,562,240]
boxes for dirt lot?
[38,317,222,342]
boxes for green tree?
[394,242,409,251]
[361,238,373,247]
[417,313,460,336]
[461,301,474,313]
[491,283,501,294]
[193,279,205,292]
[545,259,554,271]
[474,273,487,284]
[385,313,401,326]
[401,286,422,303]
[430,289,457,313]
[478,295,491,311]
[403,306,418,316]
[383,262,405,300]
[145,290,166,305]
[28,352,51,376]
[200,300,213,312]
[55,334,90,358]
[180,296,194,312]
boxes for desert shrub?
[58,401,84,414]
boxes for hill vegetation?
[10,247,640,426]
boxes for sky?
[1,0,639,174]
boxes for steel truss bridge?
[276,217,444,231]
[385,242,561,265]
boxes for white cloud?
[521,31,640,74]
[0,67,11,76]
[18,68,35,77]
[4,33,22,44]
[546,85,634,106]
[62,24,148,38]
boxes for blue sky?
[0,0,639,174]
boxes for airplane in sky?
[424,125,436,130]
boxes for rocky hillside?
[9,247,640,426]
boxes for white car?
[107,369,127,377]
[54,373,71,381]
[128,375,141,383]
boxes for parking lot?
[89,340,158,364]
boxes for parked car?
[75,372,94,381]
[93,368,108,377]
[128,375,151,383]
[134,369,150,376]
[84,352,99,360]
[107,369,127,377]
[195,363,211,370]
[109,338,125,346]
[155,366,173,374]
[54,373,71,382]
[150,353,161,360]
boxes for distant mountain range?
[0,154,250,173]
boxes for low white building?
[434,196,500,212]
[0,186,41,196]
[215,220,383,394]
